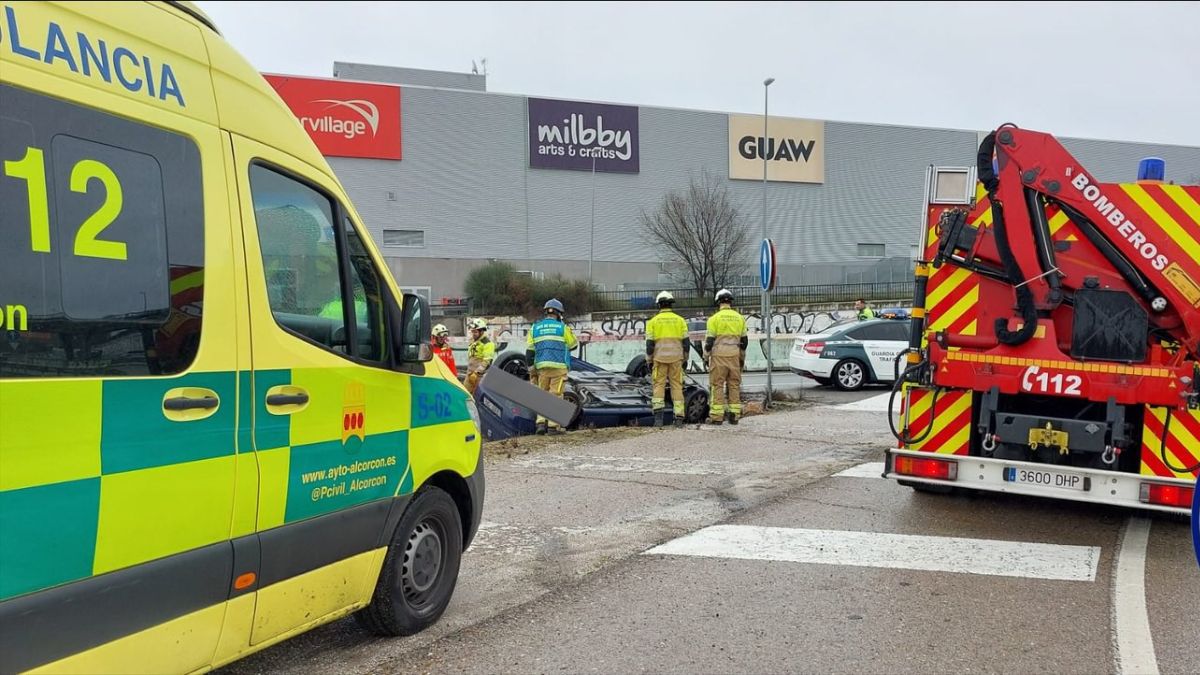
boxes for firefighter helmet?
[432,323,450,337]
[544,298,565,314]
[468,318,488,331]
[655,291,675,306]
[714,288,734,305]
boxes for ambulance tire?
[358,486,463,636]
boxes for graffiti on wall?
[744,310,848,335]
[480,309,854,348]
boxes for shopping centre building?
[263,63,1200,302]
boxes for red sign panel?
[264,74,402,160]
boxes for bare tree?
[639,170,751,298]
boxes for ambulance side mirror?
[393,293,433,363]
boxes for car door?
[851,323,903,382]
[231,135,414,646]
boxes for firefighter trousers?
[652,360,685,418]
[708,355,742,420]
[535,366,568,429]
[465,370,484,394]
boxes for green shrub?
[464,263,605,317]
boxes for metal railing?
[592,281,913,311]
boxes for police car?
[789,316,911,390]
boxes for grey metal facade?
[323,64,1200,299]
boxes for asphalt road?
[223,389,1198,675]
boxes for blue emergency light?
[1137,157,1166,182]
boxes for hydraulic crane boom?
[936,125,1200,356]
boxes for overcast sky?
[197,1,1200,147]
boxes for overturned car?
[475,354,710,441]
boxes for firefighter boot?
[535,421,548,435]
[653,411,664,428]
[726,411,739,426]
[673,416,683,428]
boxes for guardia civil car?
[789,318,911,391]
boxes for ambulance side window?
[0,84,204,379]
[343,218,388,363]
[248,164,384,362]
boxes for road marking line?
[833,462,885,478]
[1113,517,1159,675]
[644,525,1100,581]
[831,393,892,412]
[513,454,739,476]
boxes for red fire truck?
[886,125,1199,515]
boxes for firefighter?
[431,323,458,375]
[855,298,876,321]
[465,318,495,394]
[705,289,747,425]
[527,298,578,435]
[646,290,691,428]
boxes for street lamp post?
[762,77,774,407]
[589,154,597,285]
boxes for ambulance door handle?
[265,385,311,415]
[164,396,219,411]
[162,387,221,421]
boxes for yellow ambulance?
[0,2,484,671]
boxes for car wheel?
[497,353,528,381]
[356,487,463,637]
[683,388,709,423]
[625,354,650,379]
[832,359,866,391]
[561,389,584,429]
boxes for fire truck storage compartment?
[1070,288,1149,363]
[976,391,1142,472]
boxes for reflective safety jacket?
[433,344,457,374]
[705,307,747,358]
[527,319,578,369]
[646,309,689,363]
[467,336,495,373]
[857,306,876,321]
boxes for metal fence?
[591,281,914,311]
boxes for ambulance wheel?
[832,359,866,391]
[357,486,463,636]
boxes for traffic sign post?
[760,239,777,406]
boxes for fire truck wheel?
[832,359,866,391]
[898,479,954,494]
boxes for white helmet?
[714,288,734,304]
[468,318,488,331]
[432,323,449,337]
[655,290,675,305]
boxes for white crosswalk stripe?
[644,524,1101,582]
[833,461,885,478]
